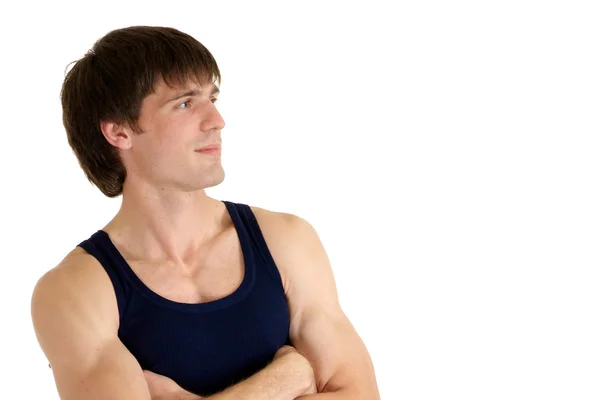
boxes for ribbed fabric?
[77,200,290,396]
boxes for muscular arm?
[31,253,152,400]
[271,213,380,399]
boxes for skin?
[100,77,228,261]
[34,75,380,399]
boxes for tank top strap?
[77,232,131,325]
[223,201,285,289]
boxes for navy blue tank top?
[77,200,291,396]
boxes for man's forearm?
[209,355,309,400]
[174,353,312,400]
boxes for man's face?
[122,77,226,192]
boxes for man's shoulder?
[248,204,310,229]
[247,204,320,285]
[247,204,294,253]
[32,247,118,322]
[38,247,103,286]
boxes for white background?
[1,1,599,399]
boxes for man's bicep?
[53,338,151,400]
[277,215,348,389]
[290,304,359,391]
[280,214,378,395]
[31,263,151,400]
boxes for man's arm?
[201,347,315,400]
[269,213,381,399]
[31,253,153,400]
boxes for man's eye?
[177,100,191,109]
[211,98,218,104]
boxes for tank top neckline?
[93,200,256,313]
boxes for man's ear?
[99,121,133,150]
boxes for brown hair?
[60,26,222,197]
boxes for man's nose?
[201,104,226,132]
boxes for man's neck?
[103,187,226,265]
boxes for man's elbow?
[321,375,380,400]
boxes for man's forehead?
[154,77,219,95]
[143,79,219,107]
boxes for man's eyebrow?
[164,85,220,104]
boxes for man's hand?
[143,370,202,400]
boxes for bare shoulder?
[249,204,310,228]
[32,246,119,319]
[249,205,320,292]
[31,247,121,368]
[41,246,103,278]
[33,247,117,313]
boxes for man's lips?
[195,143,221,151]
[195,143,221,155]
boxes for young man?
[30,26,380,400]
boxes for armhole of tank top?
[77,242,127,327]
[240,204,286,289]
